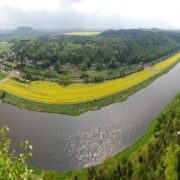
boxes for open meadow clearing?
[0,53,180,104]
[0,42,12,54]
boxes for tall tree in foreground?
[0,126,33,179]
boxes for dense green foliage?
[12,30,180,69]
[0,126,33,179]
[85,92,180,180]
[0,42,12,56]
[2,61,17,69]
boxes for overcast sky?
[0,0,180,29]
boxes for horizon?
[1,26,180,31]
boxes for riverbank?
[31,90,180,179]
[0,56,180,115]
[0,53,179,104]
[0,54,179,115]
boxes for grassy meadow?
[2,61,17,68]
[0,42,12,54]
[0,53,180,104]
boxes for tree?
[95,63,103,71]
[87,166,96,180]
[55,59,61,72]
[0,126,33,179]
[80,72,89,83]
[58,74,71,86]
[93,76,103,83]
[127,160,133,178]
[164,144,179,180]
[109,57,118,69]
[84,57,91,69]
[102,156,117,176]
[43,170,57,180]
[80,63,87,71]
[0,91,5,98]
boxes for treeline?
[12,29,180,69]
[84,93,180,180]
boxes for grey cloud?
[0,4,174,30]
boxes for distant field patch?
[0,70,7,81]
[64,32,101,36]
[2,61,17,68]
[0,53,180,103]
[0,42,12,54]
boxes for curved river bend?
[0,64,180,172]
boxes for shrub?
[58,74,71,86]
[93,76,104,83]
[0,90,5,98]
[43,170,57,180]
[0,126,33,179]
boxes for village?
[0,45,145,84]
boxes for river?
[0,64,180,172]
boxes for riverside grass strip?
[0,53,180,104]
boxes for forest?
[11,29,180,70]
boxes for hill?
[100,29,180,40]
[0,27,47,41]
[12,29,180,67]
[9,27,41,36]
[0,29,11,34]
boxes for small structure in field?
[11,70,21,77]
[177,131,180,138]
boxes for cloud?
[0,0,61,12]
[0,0,180,29]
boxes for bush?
[12,76,30,83]
[0,126,33,179]
[58,74,71,86]
[80,72,89,79]
[0,91,5,98]
[43,170,57,180]
[93,76,104,83]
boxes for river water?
[0,64,180,172]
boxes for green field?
[0,42,12,54]
[0,70,7,81]
[2,61,17,68]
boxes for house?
[24,59,34,65]
[0,58,5,62]
[11,70,21,77]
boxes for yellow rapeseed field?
[64,32,100,36]
[0,53,180,103]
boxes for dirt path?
[145,66,160,73]
[0,75,11,84]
